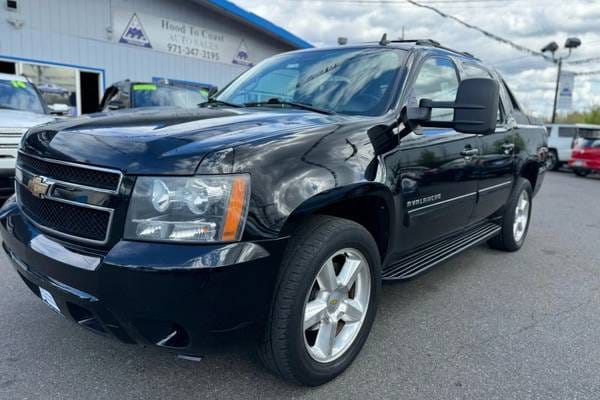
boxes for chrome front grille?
[17,152,122,192]
[0,128,28,136]
[16,184,112,242]
[15,152,122,245]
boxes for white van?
[545,123,600,170]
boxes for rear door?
[460,63,515,221]
[385,55,479,252]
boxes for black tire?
[258,215,381,386]
[574,169,589,177]
[546,150,559,171]
[488,178,533,252]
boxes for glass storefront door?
[21,64,78,116]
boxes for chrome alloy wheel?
[302,248,371,363]
[513,191,530,242]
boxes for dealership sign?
[557,70,575,111]
[114,10,254,67]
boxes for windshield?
[0,79,45,114]
[217,48,406,116]
[132,84,208,108]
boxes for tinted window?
[558,127,577,138]
[578,128,600,138]
[411,57,459,121]
[462,64,505,124]
[574,128,600,148]
[218,48,406,116]
[575,138,600,148]
[461,63,492,78]
[0,79,45,114]
[502,80,521,111]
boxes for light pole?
[542,37,581,123]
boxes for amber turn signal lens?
[222,176,249,241]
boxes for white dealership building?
[0,0,311,115]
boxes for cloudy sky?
[235,0,600,119]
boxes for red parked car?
[569,128,600,177]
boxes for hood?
[21,107,342,175]
[0,109,56,129]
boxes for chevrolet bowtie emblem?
[27,176,50,198]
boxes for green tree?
[557,106,600,124]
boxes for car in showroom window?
[99,80,209,111]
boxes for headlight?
[124,174,250,243]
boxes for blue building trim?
[206,0,313,49]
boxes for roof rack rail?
[375,38,480,60]
[415,39,441,46]
[389,38,439,46]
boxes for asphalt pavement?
[1,171,600,400]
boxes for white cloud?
[236,0,600,119]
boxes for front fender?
[279,182,396,237]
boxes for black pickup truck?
[0,39,547,386]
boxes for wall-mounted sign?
[114,9,254,67]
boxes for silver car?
[0,73,57,196]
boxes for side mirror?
[48,104,70,116]
[207,86,219,98]
[405,78,500,135]
[107,99,125,111]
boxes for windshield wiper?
[198,98,244,108]
[244,98,335,115]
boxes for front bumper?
[0,198,287,355]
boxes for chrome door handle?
[460,148,479,158]
[502,143,515,154]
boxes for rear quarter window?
[461,63,492,79]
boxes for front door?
[384,56,479,253]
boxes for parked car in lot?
[99,80,211,111]
[0,73,57,197]
[545,123,600,170]
[37,83,76,117]
[568,127,600,177]
[0,39,547,386]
